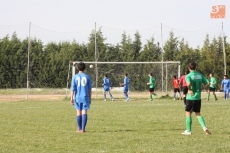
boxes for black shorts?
[209,87,216,92]
[174,88,180,92]
[182,86,188,95]
[149,88,155,92]
[185,100,201,113]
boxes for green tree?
[163,31,179,61]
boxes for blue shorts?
[74,102,90,110]
[123,88,128,93]
[104,88,110,92]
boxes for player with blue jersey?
[221,75,230,100]
[102,73,114,101]
[70,62,92,133]
[120,73,130,102]
[181,62,211,135]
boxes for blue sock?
[82,114,88,131]
[109,91,113,99]
[77,116,82,130]
[124,93,127,99]
[104,94,106,99]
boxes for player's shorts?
[74,102,90,110]
[224,88,229,93]
[149,88,155,92]
[209,87,216,92]
[182,86,188,95]
[104,87,110,92]
[174,88,180,93]
[123,88,129,93]
[185,100,201,113]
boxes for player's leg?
[226,89,229,100]
[81,103,90,132]
[124,90,129,101]
[123,88,129,101]
[103,90,107,101]
[76,110,82,132]
[173,88,176,100]
[149,88,153,101]
[194,100,211,134]
[224,90,228,100]
[81,110,88,132]
[212,90,218,101]
[150,92,153,101]
[182,100,193,135]
[108,89,114,101]
[207,88,211,101]
[178,89,182,99]
[152,88,158,98]
[228,88,230,98]
[75,103,83,132]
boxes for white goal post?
[71,61,181,95]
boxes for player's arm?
[110,79,113,88]
[202,76,209,90]
[186,76,194,96]
[102,78,105,86]
[89,90,92,104]
[120,81,126,86]
[179,77,182,85]
[122,79,127,86]
[88,78,92,104]
[70,77,75,105]
[203,83,209,89]
[187,82,194,96]
[70,91,75,105]
[147,79,152,85]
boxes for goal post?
[70,61,181,96]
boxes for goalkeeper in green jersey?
[207,73,218,101]
[147,73,158,101]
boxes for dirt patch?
[0,95,65,102]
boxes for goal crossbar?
[72,61,180,64]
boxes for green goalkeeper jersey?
[149,77,155,88]
[209,77,217,88]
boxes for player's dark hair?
[188,62,196,70]
[104,73,108,77]
[149,73,153,76]
[125,73,128,76]
[224,75,228,78]
[173,75,177,79]
[77,62,85,71]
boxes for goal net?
[71,61,181,96]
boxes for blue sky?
[0,0,229,48]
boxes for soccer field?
[0,97,230,153]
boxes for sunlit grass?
[0,97,230,153]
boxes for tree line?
[0,29,229,90]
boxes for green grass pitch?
[0,98,230,153]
